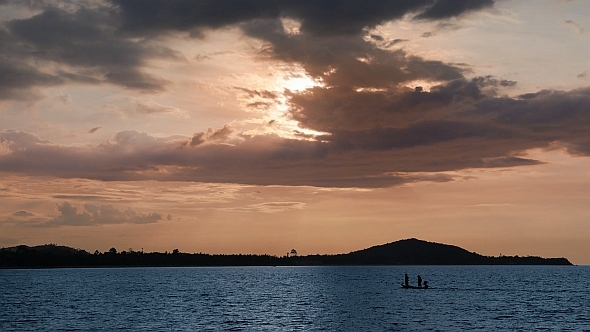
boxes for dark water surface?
[1,266,589,331]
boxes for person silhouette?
[404,273,409,287]
[423,280,428,289]
[417,275,422,288]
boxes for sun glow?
[403,80,439,92]
[264,72,329,139]
[231,67,329,140]
[277,74,322,92]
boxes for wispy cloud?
[225,201,306,214]
[134,101,187,117]
[2,202,164,227]
[564,19,585,34]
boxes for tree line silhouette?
[0,239,572,268]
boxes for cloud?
[0,58,64,101]
[0,1,496,100]
[0,139,12,156]
[0,97,559,188]
[104,70,170,92]
[287,76,508,132]
[134,101,186,116]
[422,22,464,38]
[186,125,233,147]
[88,127,102,134]
[113,0,497,37]
[467,87,590,155]
[3,82,589,189]
[2,202,164,227]
[322,120,514,151]
[0,2,181,100]
[370,34,384,41]
[13,210,34,217]
[55,93,72,104]
[226,201,306,213]
[564,19,585,34]
[6,0,590,190]
[242,19,464,90]
[414,0,494,20]
[52,195,109,200]
[473,88,590,126]
[234,87,278,100]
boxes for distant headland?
[0,238,572,268]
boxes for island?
[0,238,572,268]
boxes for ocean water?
[1,266,589,331]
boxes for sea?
[1,265,589,331]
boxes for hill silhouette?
[346,238,485,265]
[0,239,572,268]
[313,238,570,265]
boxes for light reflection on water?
[1,266,589,331]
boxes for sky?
[1,0,590,263]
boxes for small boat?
[401,283,428,289]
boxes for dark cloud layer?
[415,0,494,20]
[287,77,512,132]
[0,0,495,99]
[243,18,465,90]
[0,1,179,99]
[113,0,496,36]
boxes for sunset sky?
[1,0,590,263]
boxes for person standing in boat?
[417,275,422,288]
[404,273,409,287]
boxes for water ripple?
[1,266,590,331]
